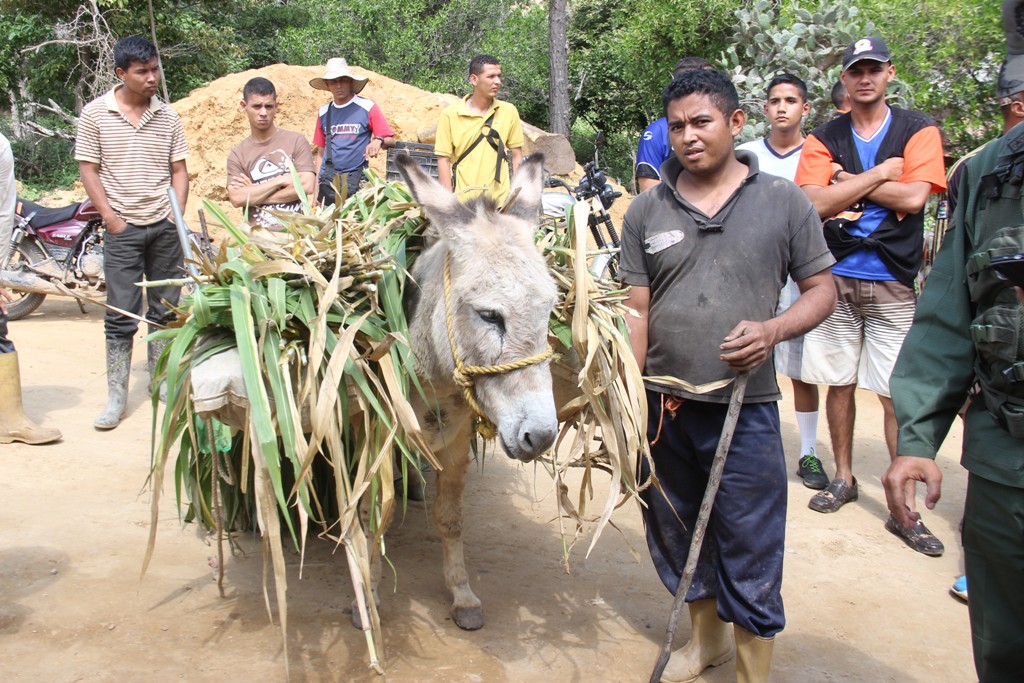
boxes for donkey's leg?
[433,440,483,630]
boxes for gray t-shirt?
[619,151,834,403]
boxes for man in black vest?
[794,37,947,554]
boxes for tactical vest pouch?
[970,304,1024,436]
[967,223,1024,437]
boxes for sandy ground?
[1,297,975,682]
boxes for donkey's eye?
[477,309,505,331]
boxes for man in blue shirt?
[634,57,711,192]
[795,37,947,555]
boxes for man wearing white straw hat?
[310,57,395,205]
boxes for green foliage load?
[145,167,647,673]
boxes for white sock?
[796,410,819,456]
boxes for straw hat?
[309,58,369,94]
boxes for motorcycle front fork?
[1,225,25,270]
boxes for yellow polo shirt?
[434,96,524,204]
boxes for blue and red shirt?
[312,95,394,176]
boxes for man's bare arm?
[312,146,324,176]
[865,179,934,214]
[437,156,453,191]
[719,268,836,372]
[79,160,126,233]
[229,171,317,208]
[169,159,189,219]
[261,171,316,203]
[636,176,660,193]
[624,285,650,373]
[801,157,904,219]
[509,147,523,176]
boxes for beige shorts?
[774,276,807,380]
[802,275,916,397]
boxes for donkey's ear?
[502,154,544,222]
[395,154,473,231]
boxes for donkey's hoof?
[452,605,484,630]
[350,593,380,630]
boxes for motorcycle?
[0,197,214,321]
[542,152,622,277]
[0,197,107,320]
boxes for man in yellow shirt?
[435,54,524,204]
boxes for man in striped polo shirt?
[75,35,189,430]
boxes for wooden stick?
[648,372,749,683]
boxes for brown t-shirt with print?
[226,128,314,228]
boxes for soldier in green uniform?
[884,3,1024,680]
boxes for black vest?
[810,107,938,287]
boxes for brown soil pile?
[174,62,632,229]
[39,63,632,230]
[175,63,458,224]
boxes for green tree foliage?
[276,0,551,125]
[856,0,1002,156]
[0,0,308,110]
[718,0,911,141]
[569,0,735,135]
[0,0,1009,185]
[717,0,1002,156]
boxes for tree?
[856,0,1002,156]
[277,0,551,126]
[717,0,900,141]
[569,0,735,137]
[548,0,570,136]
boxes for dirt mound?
[175,64,460,222]
[37,63,632,231]
[175,62,631,229]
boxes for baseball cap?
[998,0,1024,102]
[841,37,892,71]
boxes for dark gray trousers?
[964,472,1024,682]
[103,219,183,342]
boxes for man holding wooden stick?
[620,69,835,683]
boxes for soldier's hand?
[719,320,776,372]
[883,455,942,528]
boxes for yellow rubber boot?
[0,351,62,445]
[735,625,775,683]
[661,599,734,683]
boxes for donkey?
[392,153,559,630]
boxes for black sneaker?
[796,451,829,490]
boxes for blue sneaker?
[951,575,968,602]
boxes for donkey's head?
[396,154,558,462]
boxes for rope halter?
[442,252,554,440]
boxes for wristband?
[830,169,843,185]
[373,136,385,144]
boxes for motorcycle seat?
[15,198,81,229]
